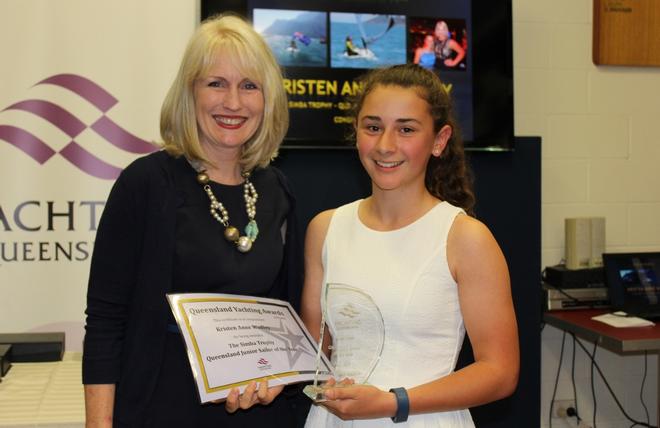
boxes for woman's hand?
[319,383,396,421]
[218,380,284,413]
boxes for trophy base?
[303,384,328,402]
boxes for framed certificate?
[167,293,333,403]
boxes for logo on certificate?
[257,357,272,370]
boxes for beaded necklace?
[191,161,259,253]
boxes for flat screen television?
[201,0,513,151]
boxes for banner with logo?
[0,0,197,351]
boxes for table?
[0,352,84,427]
[544,309,660,427]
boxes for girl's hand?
[322,377,355,389]
[320,384,396,421]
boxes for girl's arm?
[301,210,335,354]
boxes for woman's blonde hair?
[160,14,288,171]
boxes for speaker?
[0,332,64,362]
[565,217,606,270]
[565,218,591,269]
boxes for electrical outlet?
[553,399,576,418]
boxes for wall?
[513,1,660,427]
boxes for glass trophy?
[303,283,385,401]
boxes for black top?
[82,151,308,427]
[156,168,299,427]
[173,168,288,295]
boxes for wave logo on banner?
[0,74,157,180]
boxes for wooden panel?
[593,0,660,66]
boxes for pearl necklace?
[195,168,259,253]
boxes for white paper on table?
[591,311,655,328]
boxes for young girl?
[413,34,436,69]
[302,64,519,427]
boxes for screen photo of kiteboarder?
[253,9,328,67]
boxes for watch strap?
[389,387,410,423]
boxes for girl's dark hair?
[348,63,475,215]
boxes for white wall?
[513,1,659,427]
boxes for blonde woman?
[83,14,306,427]
[434,20,465,68]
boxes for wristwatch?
[389,387,410,423]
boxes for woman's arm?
[445,39,466,67]
[84,384,115,428]
[82,162,148,422]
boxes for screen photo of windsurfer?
[329,13,406,69]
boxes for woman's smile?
[214,114,247,129]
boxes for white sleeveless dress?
[305,200,475,428]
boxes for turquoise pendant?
[245,220,259,241]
